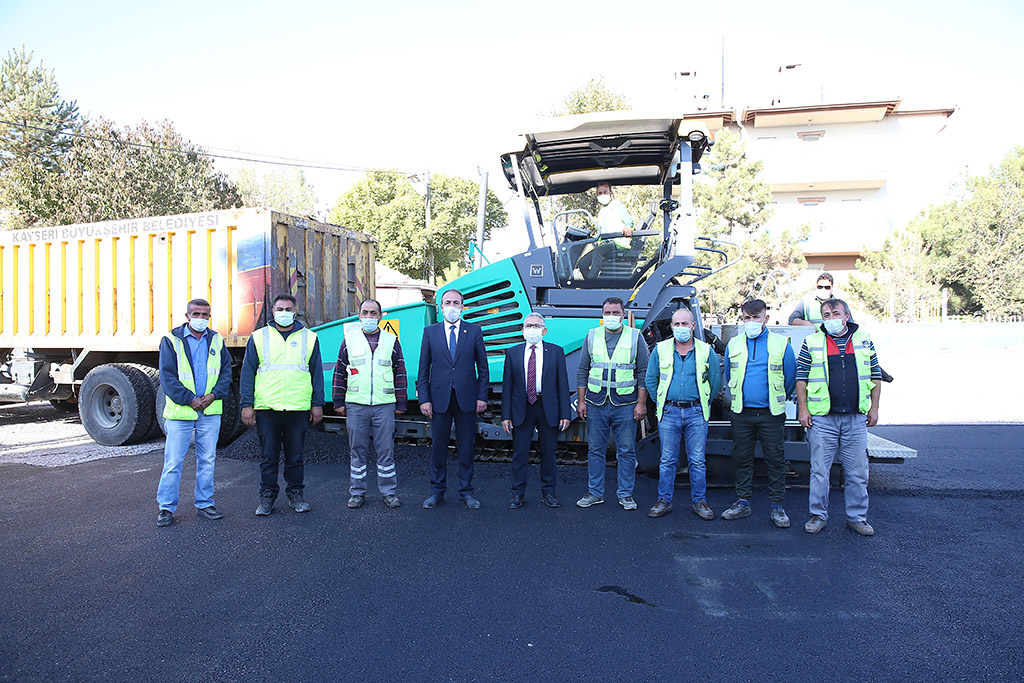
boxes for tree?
[329,171,507,282]
[918,146,1024,317]
[48,118,241,225]
[552,77,629,116]
[847,225,943,322]
[233,165,318,216]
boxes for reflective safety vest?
[804,329,875,416]
[726,331,788,415]
[253,325,317,411]
[163,331,224,420]
[344,327,397,405]
[586,326,639,406]
[802,297,825,324]
[654,337,712,421]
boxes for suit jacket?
[501,341,571,428]
[416,320,489,414]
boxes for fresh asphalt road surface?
[1,424,1021,681]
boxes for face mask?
[188,317,209,333]
[597,194,611,206]
[743,321,763,339]
[823,318,846,336]
[442,306,462,324]
[524,328,543,344]
[274,311,295,327]
[672,326,692,343]
[603,315,623,331]
[360,317,379,333]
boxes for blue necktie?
[448,325,457,359]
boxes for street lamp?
[406,171,433,284]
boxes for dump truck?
[0,207,375,446]
[315,112,915,483]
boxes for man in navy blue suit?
[501,313,571,509]
[417,289,490,509]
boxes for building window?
[757,136,777,142]
[797,130,826,141]
[797,197,826,206]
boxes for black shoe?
[541,493,560,508]
[196,505,223,520]
[423,494,443,509]
[462,495,481,510]
[508,494,526,509]
[255,497,274,516]
[157,510,173,527]
[287,492,310,513]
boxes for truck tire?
[124,363,162,439]
[79,364,157,446]
[217,382,243,447]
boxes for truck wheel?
[154,383,168,436]
[79,364,156,446]
[217,382,243,447]
[124,363,161,439]
[49,399,79,414]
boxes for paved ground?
[1,422,1021,681]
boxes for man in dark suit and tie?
[417,289,490,509]
[501,313,571,509]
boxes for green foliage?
[233,165,318,216]
[918,146,1024,317]
[693,129,773,238]
[330,171,507,283]
[552,77,628,116]
[848,225,943,322]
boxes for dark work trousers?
[255,410,307,498]
[429,390,477,498]
[730,408,787,503]
[511,395,558,496]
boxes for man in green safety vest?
[789,272,851,327]
[795,298,882,537]
[720,299,796,528]
[332,299,408,510]
[156,298,233,528]
[644,307,721,520]
[240,294,324,517]
[575,296,649,511]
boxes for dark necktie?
[527,345,537,404]
[448,325,457,359]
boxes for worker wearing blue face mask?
[644,307,721,520]
[721,299,796,528]
[795,298,882,537]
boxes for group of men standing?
[155,276,882,538]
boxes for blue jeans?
[157,412,221,512]
[586,401,637,499]
[657,405,708,503]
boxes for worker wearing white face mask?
[721,299,796,528]
[578,182,636,279]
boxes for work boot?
[770,505,791,528]
[196,506,223,520]
[847,520,875,536]
[692,500,714,520]
[157,510,173,527]
[347,495,364,509]
[618,497,638,511]
[288,491,311,513]
[576,493,604,508]
[804,514,826,534]
[383,495,401,509]
[648,499,672,518]
[255,497,274,516]
[721,500,751,520]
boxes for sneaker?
[347,495,364,509]
[576,493,605,508]
[255,498,274,516]
[721,501,751,520]
[847,520,875,536]
[196,505,223,520]
[648,499,672,518]
[541,493,560,508]
[770,505,791,528]
[157,509,173,527]
[383,495,401,509]
[804,514,826,534]
[618,497,638,511]
[288,492,311,513]
[692,500,715,520]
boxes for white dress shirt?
[523,342,544,394]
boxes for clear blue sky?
[2,0,1022,208]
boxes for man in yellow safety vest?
[240,294,324,516]
[156,298,233,527]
